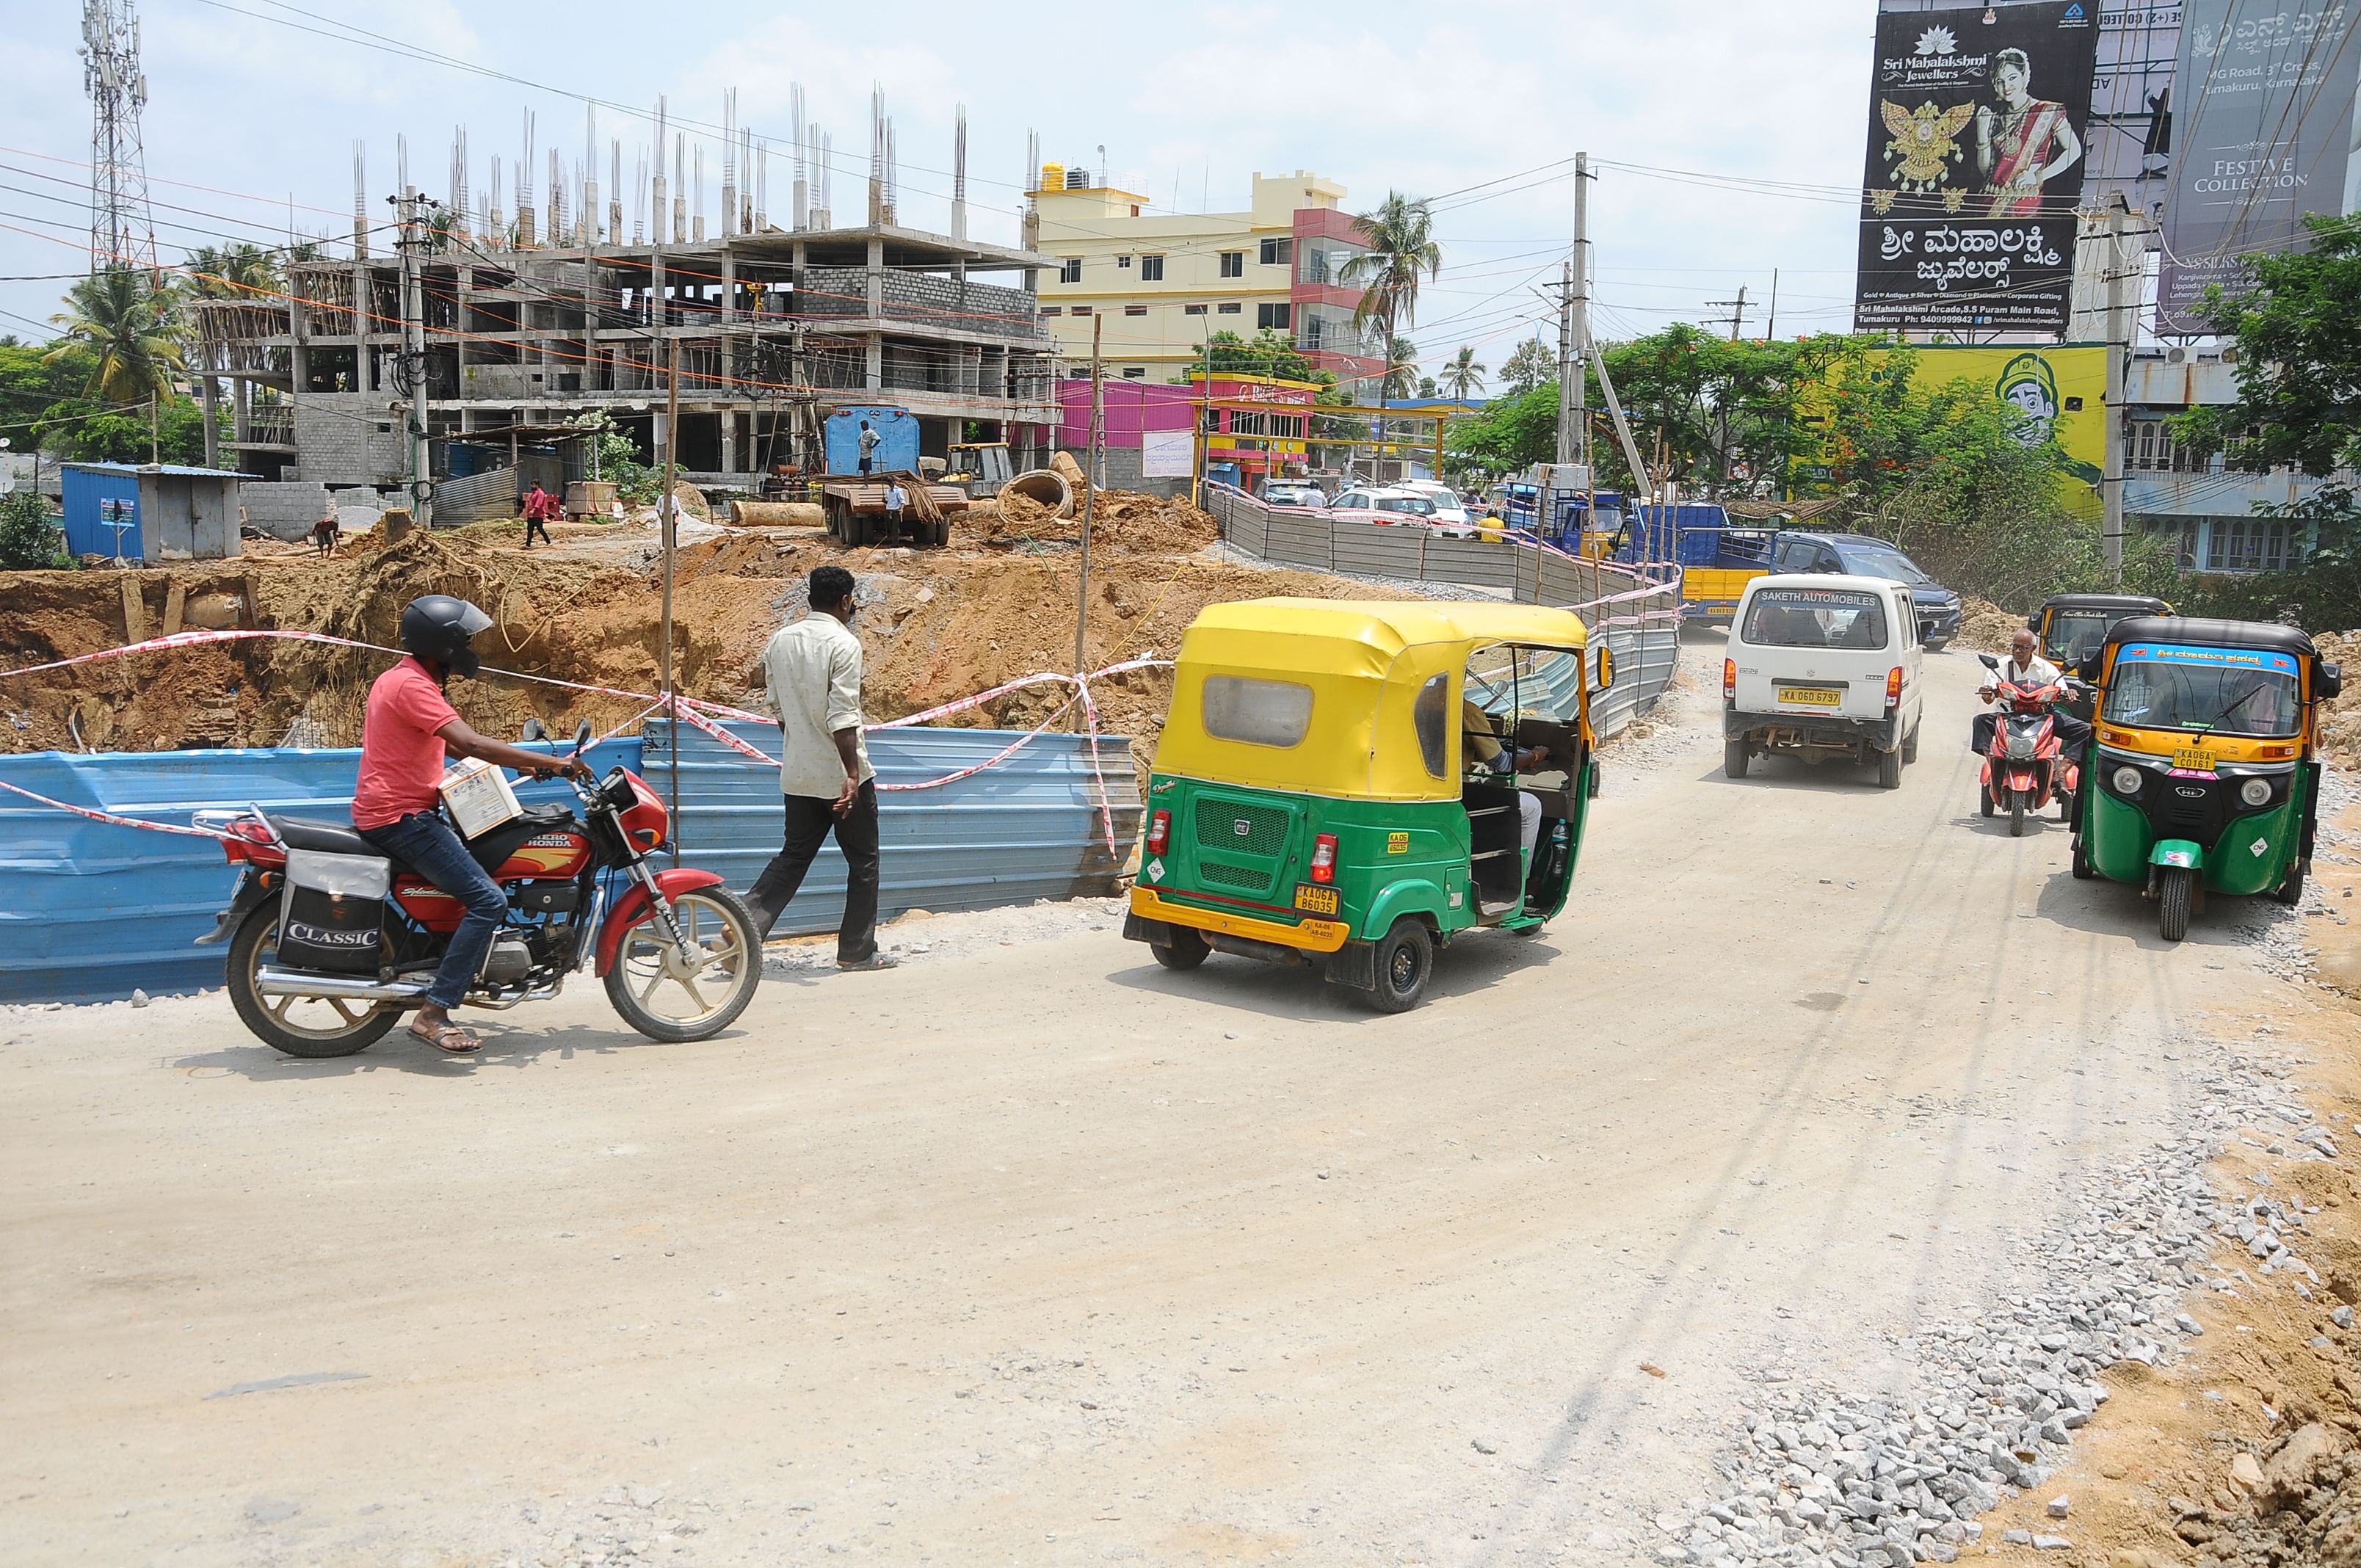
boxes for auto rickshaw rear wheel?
[2158,866,2194,942]
[1366,918,1434,1014]
[1151,924,1209,970]
[2070,835,2094,880]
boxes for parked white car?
[1330,486,1481,539]
[1722,573,1923,788]
[1263,484,1328,509]
[1395,479,1477,531]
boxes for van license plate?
[2172,747,2218,774]
[1778,686,1842,708]
[1293,884,1339,915]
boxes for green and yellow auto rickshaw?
[1123,599,1609,1011]
[2074,617,2341,940]
[2028,593,2173,723]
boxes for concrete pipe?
[998,468,1074,522]
[730,500,827,528]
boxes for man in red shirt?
[354,595,588,1054]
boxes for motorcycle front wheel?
[225,903,399,1058]
[603,887,764,1042]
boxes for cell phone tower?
[79,0,159,275]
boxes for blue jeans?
[359,811,508,1010]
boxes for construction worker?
[521,484,556,549]
[856,420,881,476]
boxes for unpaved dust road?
[0,639,2293,1566]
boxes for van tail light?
[1310,833,1338,884]
[1723,658,1736,700]
[1146,810,1169,855]
[1885,667,1904,708]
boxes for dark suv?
[1767,532,1962,650]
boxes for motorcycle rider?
[1973,627,2090,758]
[352,594,590,1055]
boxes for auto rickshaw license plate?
[1293,884,1340,915]
[2172,747,2218,773]
[1779,686,1841,708]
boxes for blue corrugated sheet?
[59,465,143,559]
[0,740,642,1005]
[641,719,1142,937]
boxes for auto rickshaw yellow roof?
[1185,598,1589,667]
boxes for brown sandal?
[410,1020,482,1054]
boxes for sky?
[0,0,1879,379]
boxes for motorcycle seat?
[266,814,382,857]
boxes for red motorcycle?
[196,724,762,1057]
[1976,653,2083,838]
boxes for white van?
[1723,573,1924,788]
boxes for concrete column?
[722,255,737,324]
[454,265,471,395]
[352,262,374,392]
[866,333,882,393]
[866,236,883,319]
[200,374,220,468]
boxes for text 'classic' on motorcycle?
[1976,653,2083,838]
[197,723,763,1056]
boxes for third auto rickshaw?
[1123,599,1608,1011]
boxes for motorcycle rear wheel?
[603,887,764,1042]
[225,903,399,1058]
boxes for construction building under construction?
[187,98,1060,505]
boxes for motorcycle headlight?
[2240,776,2273,807]
[2111,766,2144,795]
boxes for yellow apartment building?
[1031,168,1384,391]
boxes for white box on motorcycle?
[438,756,522,839]
[279,849,392,974]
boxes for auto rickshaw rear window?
[1200,676,1314,748]
[1740,588,1888,650]
[2045,611,2112,664]
[2103,650,2302,738]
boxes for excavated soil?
[0,504,1381,773]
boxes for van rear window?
[1201,676,1313,748]
[1741,588,1889,650]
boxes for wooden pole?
[662,334,681,863]
[1074,313,1103,681]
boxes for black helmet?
[399,594,493,678]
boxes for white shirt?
[1982,653,2061,697]
[761,612,875,799]
[885,484,907,511]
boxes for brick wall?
[292,393,407,487]
[801,267,1047,340]
[240,482,333,541]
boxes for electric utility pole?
[2100,201,2139,583]
[1706,286,1750,344]
[396,184,434,529]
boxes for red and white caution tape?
[0,777,236,841]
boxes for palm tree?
[1383,338,1421,399]
[1440,345,1487,400]
[183,243,278,300]
[1340,192,1442,453]
[47,267,182,405]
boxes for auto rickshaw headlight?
[2111,766,2144,795]
[2241,777,2273,807]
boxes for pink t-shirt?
[352,657,462,830]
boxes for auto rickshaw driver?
[1459,697,1553,874]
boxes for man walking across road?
[521,484,556,549]
[743,565,896,971]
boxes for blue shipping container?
[822,406,920,476]
[0,739,642,1005]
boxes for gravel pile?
[1669,1039,2339,1568]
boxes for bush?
[0,489,62,570]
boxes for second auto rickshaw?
[2074,616,2340,940]
[2028,592,2172,722]
[1123,599,1607,1012]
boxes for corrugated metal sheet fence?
[640,719,1142,937]
[1205,487,1683,736]
[0,739,641,1005]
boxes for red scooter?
[1976,653,2084,838]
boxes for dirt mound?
[962,487,1218,555]
[1959,595,2025,653]
[2315,630,2361,769]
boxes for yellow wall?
[1033,171,1345,381]
[1804,344,2107,518]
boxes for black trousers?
[745,781,880,961]
[1973,711,2091,755]
[523,515,553,547]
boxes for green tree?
[46,268,183,405]
[1498,337,1554,396]
[1438,346,1486,400]
[1175,329,1328,387]
[0,335,90,432]
[1384,338,1421,400]
[1341,192,1442,418]
[183,243,280,300]
[2172,214,2361,626]
[1442,380,1557,479]
[0,488,63,570]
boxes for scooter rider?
[352,594,590,1056]
[1973,627,2089,758]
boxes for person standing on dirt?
[742,565,896,972]
[883,479,907,537]
[310,505,338,557]
[521,484,556,550]
[352,595,591,1053]
[856,420,881,476]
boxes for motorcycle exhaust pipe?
[253,965,434,1003]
